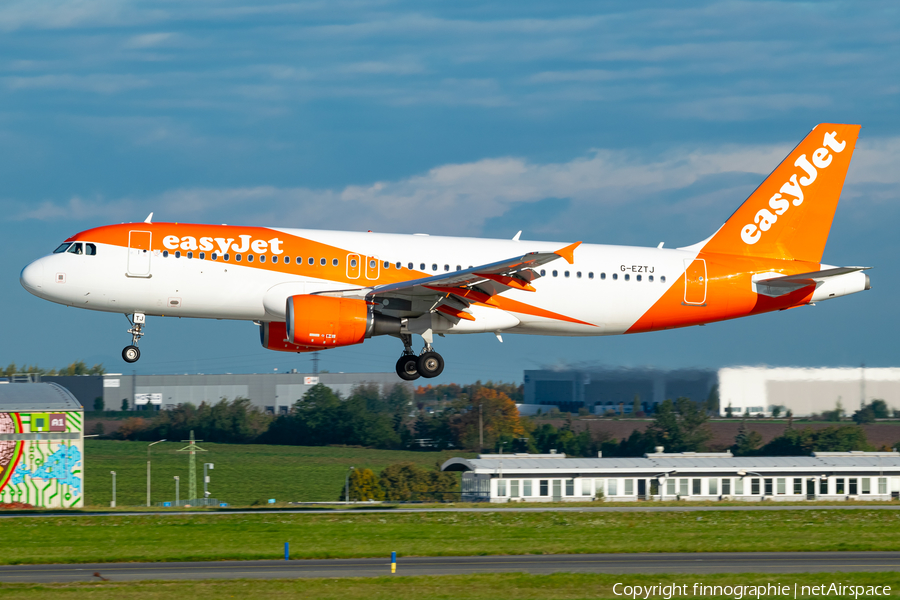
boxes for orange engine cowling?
[285,294,370,349]
[259,321,322,353]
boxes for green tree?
[731,420,763,456]
[378,462,457,501]
[346,468,384,501]
[93,397,105,411]
[705,385,720,414]
[725,403,734,418]
[758,425,871,455]
[643,397,712,453]
[771,405,782,419]
[121,398,129,411]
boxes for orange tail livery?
[20,124,870,380]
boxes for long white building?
[718,367,900,417]
[442,450,900,503]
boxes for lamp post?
[204,463,214,499]
[110,471,116,508]
[174,475,180,505]
[345,466,355,503]
[147,439,167,507]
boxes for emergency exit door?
[683,258,707,305]
[127,230,152,277]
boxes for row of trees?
[345,462,458,501]
[2,361,106,377]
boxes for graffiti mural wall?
[0,410,84,508]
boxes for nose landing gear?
[122,313,145,364]
[394,334,444,380]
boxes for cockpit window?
[54,243,71,253]
[85,243,97,256]
[66,243,84,255]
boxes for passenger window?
[420,263,425,270]
[636,274,641,282]
[246,254,252,262]
[576,271,582,278]
[224,253,230,261]
[612,273,618,280]
[552,270,558,277]
[600,273,605,280]
[321,258,327,266]
[661,276,666,283]
[175,251,181,258]
[308,257,314,265]
[350,259,358,268]
[456,265,461,271]
[588,272,594,279]
[384,261,390,268]
[649,275,654,282]
[284,256,290,264]
[624,274,630,281]
[432,264,438,271]
[187,251,194,259]
[199,252,205,260]
[333,259,339,267]
[211,253,217,260]
[54,243,71,253]
[564,271,570,278]
[444,265,449,271]
[260,255,266,263]
[163,250,169,258]
[396,262,402,269]
[540,269,546,276]
[235,254,242,262]
[85,243,97,256]
[296,257,302,264]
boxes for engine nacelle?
[259,320,321,353]
[284,294,401,349]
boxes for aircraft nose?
[20,260,45,295]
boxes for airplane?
[20,123,869,380]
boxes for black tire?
[122,345,141,363]
[395,355,420,380]
[416,351,444,378]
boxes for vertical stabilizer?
[701,123,860,263]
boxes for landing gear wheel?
[396,355,420,381]
[122,345,141,363]
[417,351,444,379]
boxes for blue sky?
[2,1,899,383]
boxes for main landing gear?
[122,313,145,363]
[394,334,444,380]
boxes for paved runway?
[2,504,900,520]
[1,552,898,583]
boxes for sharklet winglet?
[555,241,581,265]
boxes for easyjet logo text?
[162,234,284,255]
[740,131,846,245]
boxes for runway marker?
[391,551,396,574]
[285,542,289,561]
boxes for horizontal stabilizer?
[754,267,870,297]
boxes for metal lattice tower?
[178,430,206,501]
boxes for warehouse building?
[523,367,717,414]
[442,450,900,503]
[718,366,900,417]
[0,383,84,508]
[42,372,406,413]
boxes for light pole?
[345,466,355,503]
[174,475,180,505]
[110,471,116,508]
[204,463,214,499]
[147,439,166,507]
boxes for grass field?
[4,509,900,564]
[84,440,472,506]
[3,573,899,600]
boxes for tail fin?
[701,123,860,263]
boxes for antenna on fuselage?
[144,213,154,224]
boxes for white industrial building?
[718,367,900,417]
[442,450,900,503]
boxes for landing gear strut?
[123,313,145,363]
[395,334,420,381]
[394,334,444,380]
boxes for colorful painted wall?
[0,410,83,508]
